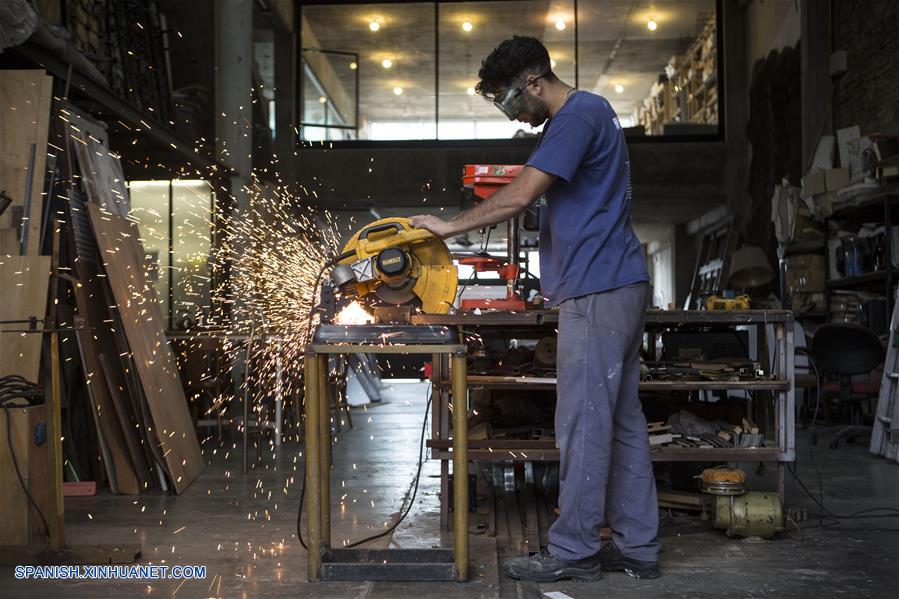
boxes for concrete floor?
[2,381,898,598]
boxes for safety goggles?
[483,74,547,120]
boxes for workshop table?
[304,324,470,582]
[412,309,796,530]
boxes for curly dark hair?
[475,36,557,96]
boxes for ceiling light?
[466,87,475,96]
[318,96,328,104]
[462,20,473,32]
[647,19,658,31]
[550,59,556,68]
[349,61,358,70]
[614,84,624,94]
[382,58,393,69]
[393,86,404,96]
[555,19,566,31]
[369,20,381,32]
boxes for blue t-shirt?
[526,91,649,307]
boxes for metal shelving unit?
[414,309,795,530]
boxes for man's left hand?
[410,215,457,239]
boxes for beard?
[519,93,550,127]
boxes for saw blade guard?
[335,217,458,314]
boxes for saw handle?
[359,221,405,240]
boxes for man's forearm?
[446,179,531,236]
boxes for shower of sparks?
[334,300,374,325]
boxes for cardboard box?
[801,171,826,197]
[824,166,850,191]
[783,254,826,295]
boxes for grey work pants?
[547,282,661,562]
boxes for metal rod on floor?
[318,354,331,550]
[451,352,469,582]
[305,350,322,581]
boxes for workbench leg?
[451,353,469,582]
[304,351,322,581]
[318,354,331,550]
[440,459,450,532]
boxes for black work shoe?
[598,542,660,579]
[503,547,602,582]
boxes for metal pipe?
[506,215,519,300]
[304,351,322,581]
[318,354,331,549]
[451,352,469,582]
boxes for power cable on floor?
[782,356,899,525]
[296,385,432,550]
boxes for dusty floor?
[2,381,897,598]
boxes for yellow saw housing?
[336,218,458,314]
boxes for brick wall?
[833,0,899,133]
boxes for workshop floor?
[2,382,897,598]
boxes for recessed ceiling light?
[647,19,658,31]
[614,84,624,94]
[393,86,404,95]
[318,96,328,104]
[466,87,476,96]
[382,58,393,69]
[555,19,566,31]
[349,61,358,70]
[462,20,473,32]
[369,20,381,32]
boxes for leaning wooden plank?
[0,256,50,382]
[0,71,53,255]
[98,353,152,490]
[86,203,202,493]
[73,316,141,494]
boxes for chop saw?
[329,218,458,316]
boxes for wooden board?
[0,256,50,382]
[0,70,53,255]
[73,316,141,494]
[86,203,202,493]
[99,353,151,490]
[0,405,49,545]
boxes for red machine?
[458,164,527,311]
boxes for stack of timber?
[54,101,203,494]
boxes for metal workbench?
[304,324,470,582]
[412,309,796,530]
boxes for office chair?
[808,323,884,449]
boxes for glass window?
[301,2,436,141]
[172,180,213,328]
[128,181,170,322]
[127,179,214,330]
[298,0,719,142]
[578,0,717,135]
[437,1,575,140]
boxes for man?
[411,36,660,583]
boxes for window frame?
[295,0,724,148]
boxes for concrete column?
[274,28,297,189]
[215,0,254,212]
